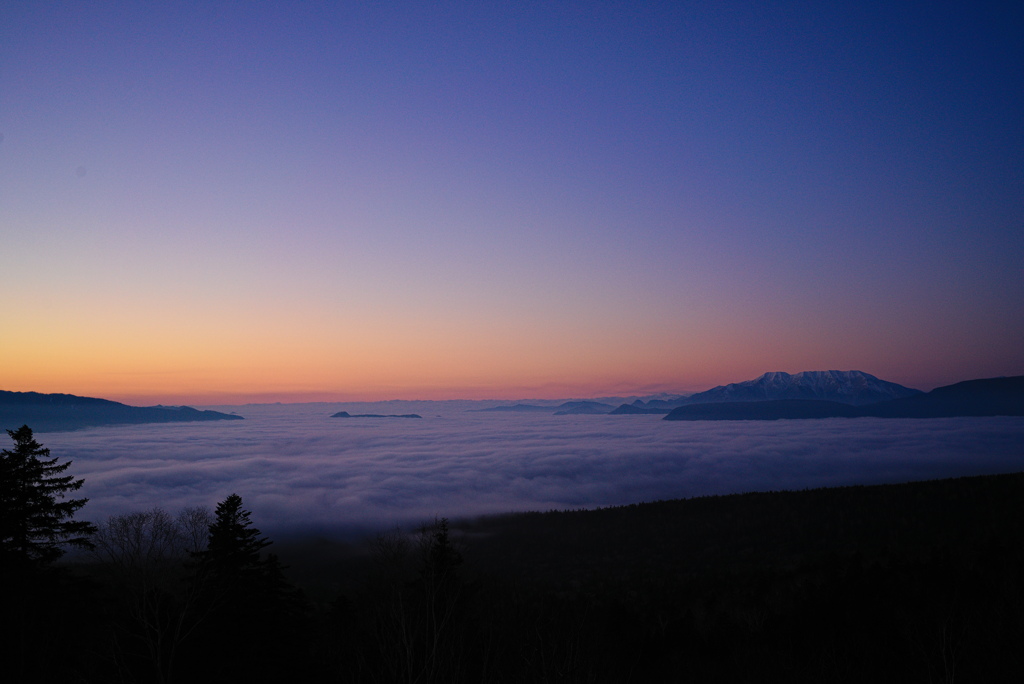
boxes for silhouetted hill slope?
[281,471,1024,682]
[862,375,1024,417]
[664,375,1024,420]
[0,390,243,432]
[458,471,1024,586]
[684,370,920,405]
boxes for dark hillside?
[458,472,1024,584]
[59,471,1024,682]
[0,390,243,432]
[438,473,1024,682]
[864,375,1024,417]
[663,376,1024,420]
[274,471,1024,682]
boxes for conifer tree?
[188,494,308,679]
[0,425,95,566]
[194,492,272,590]
[1,426,101,681]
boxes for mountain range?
[479,400,617,415]
[0,391,243,432]
[613,370,919,414]
[5,371,1020,430]
[681,370,921,405]
[471,371,1004,418]
[664,376,1024,421]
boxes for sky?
[2,1,1022,405]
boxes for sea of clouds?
[36,402,1024,540]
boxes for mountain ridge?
[610,370,919,415]
[0,390,244,432]
[683,370,921,406]
[664,376,1024,421]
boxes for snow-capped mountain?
[683,370,921,406]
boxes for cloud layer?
[37,403,1024,539]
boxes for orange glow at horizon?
[2,343,712,406]
[4,293,1012,406]
[1,335,967,406]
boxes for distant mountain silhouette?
[609,397,690,414]
[609,404,673,415]
[613,371,916,415]
[553,401,616,415]
[0,390,243,432]
[632,397,690,410]
[475,404,554,413]
[682,370,921,406]
[331,411,422,419]
[862,376,1024,418]
[476,401,617,415]
[664,376,1024,421]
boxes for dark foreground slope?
[665,375,1024,420]
[49,472,1024,682]
[264,471,1024,683]
[460,472,1024,584]
[453,473,1024,682]
[0,390,243,432]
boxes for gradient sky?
[2,1,1022,404]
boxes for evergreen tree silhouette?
[0,426,101,682]
[188,494,308,679]
[0,425,95,566]
[197,493,270,586]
